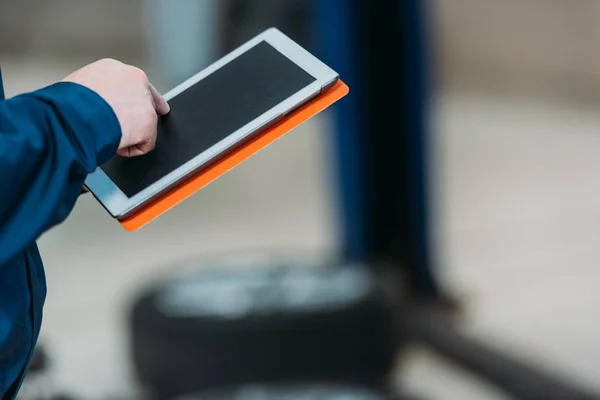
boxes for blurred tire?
[175,383,398,400]
[129,253,397,399]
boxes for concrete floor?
[4,58,600,399]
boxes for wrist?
[43,82,122,164]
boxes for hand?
[62,58,170,157]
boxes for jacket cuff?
[29,82,122,166]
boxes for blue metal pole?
[313,0,367,260]
[313,0,439,296]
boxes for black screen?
[101,41,316,197]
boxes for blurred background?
[2,0,600,399]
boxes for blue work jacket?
[0,67,121,399]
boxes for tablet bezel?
[85,28,338,219]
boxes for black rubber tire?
[129,253,397,399]
[175,383,398,400]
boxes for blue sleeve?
[0,82,121,264]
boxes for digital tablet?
[85,28,339,219]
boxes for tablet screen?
[100,41,316,198]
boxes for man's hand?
[62,58,170,157]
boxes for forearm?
[0,82,120,264]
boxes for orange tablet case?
[117,79,349,231]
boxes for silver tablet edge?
[85,27,339,219]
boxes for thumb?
[149,83,170,115]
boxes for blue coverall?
[0,67,121,399]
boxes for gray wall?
[4,1,600,102]
[433,0,600,101]
[0,0,145,60]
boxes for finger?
[118,146,146,157]
[135,137,156,155]
[124,147,146,157]
[117,147,132,157]
[118,146,144,157]
[117,137,156,157]
[149,83,170,115]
